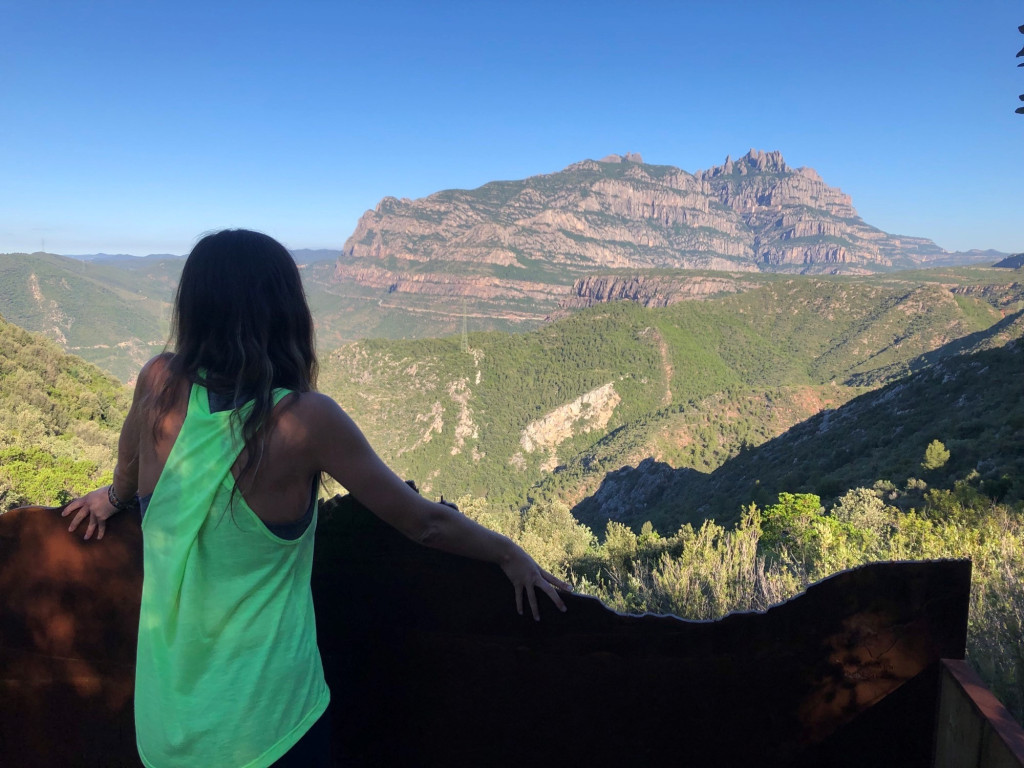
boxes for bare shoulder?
[135,353,175,395]
[285,390,343,419]
[275,391,353,434]
[274,393,366,466]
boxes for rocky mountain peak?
[744,148,787,171]
[700,148,789,178]
[599,152,645,164]
[339,152,955,287]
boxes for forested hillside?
[318,275,1022,511]
[0,252,178,380]
[0,315,128,509]
[571,322,1024,531]
[4,245,1021,388]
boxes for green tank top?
[135,381,330,768]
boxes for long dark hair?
[158,229,318,487]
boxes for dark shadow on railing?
[0,494,1014,767]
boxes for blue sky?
[2,0,1021,256]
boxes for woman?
[62,229,568,768]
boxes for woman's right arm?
[301,393,569,620]
[63,354,168,540]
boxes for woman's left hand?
[500,546,571,621]
[62,486,120,541]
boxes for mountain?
[4,152,1017,378]
[340,149,1003,277]
[324,150,1007,334]
[63,253,183,262]
[994,253,1024,269]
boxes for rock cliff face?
[331,262,567,304]
[562,274,757,309]
[338,150,955,290]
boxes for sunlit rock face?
[340,150,956,286]
[1,498,970,767]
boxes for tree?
[759,492,824,562]
[922,439,950,471]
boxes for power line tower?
[461,298,469,353]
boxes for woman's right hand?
[62,486,120,541]
[499,544,571,621]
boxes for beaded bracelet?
[107,483,131,513]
